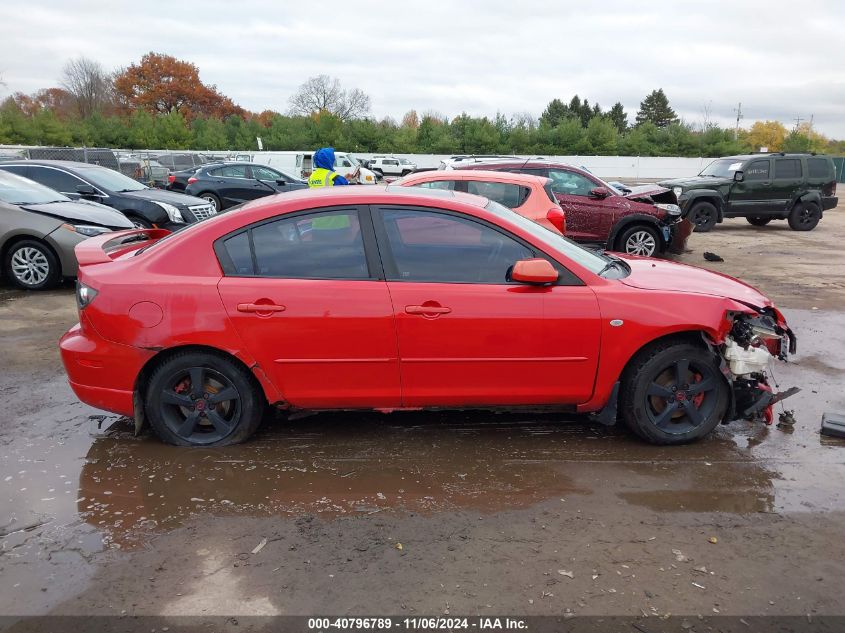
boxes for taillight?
[546,207,566,234]
[167,175,176,183]
[76,281,98,310]
[187,177,198,184]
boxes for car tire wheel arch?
[198,192,222,211]
[2,236,62,290]
[606,215,664,253]
[619,335,730,445]
[142,347,267,447]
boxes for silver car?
[0,170,133,290]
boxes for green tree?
[155,110,192,148]
[585,117,618,154]
[192,116,229,150]
[608,102,627,133]
[635,89,678,128]
[0,98,37,144]
[782,131,812,153]
[127,109,157,148]
[551,118,585,153]
[540,99,569,128]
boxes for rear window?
[465,181,530,208]
[807,158,833,179]
[543,183,557,204]
[774,159,802,179]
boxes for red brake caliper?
[692,373,705,408]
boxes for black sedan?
[183,162,307,211]
[0,160,217,230]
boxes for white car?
[370,156,417,178]
[439,155,521,170]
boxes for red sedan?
[60,187,796,447]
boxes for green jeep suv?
[660,153,838,232]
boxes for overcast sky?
[1,0,844,137]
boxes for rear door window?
[28,166,87,194]
[214,165,249,178]
[416,180,456,191]
[465,181,530,208]
[251,166,282,181]
[219,209,369,279]
[774,159,802,179]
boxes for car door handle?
[406,304,452,316]
[237,303,286,313]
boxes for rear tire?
[746,216,771,226]
[787,201,820,231]
[199,192,221,212]
[4,239,60,290]
[144,351,264,447]
[617,224,660,257]
[620,341,728,445]
[690,201,718,232]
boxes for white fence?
[349,154,714,181]
[0,144,716,181]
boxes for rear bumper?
[60,318,154,418]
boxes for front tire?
[690,201,718,232]
[144,351,263,447]
[746,216,771,226]
[4,239,60,290]
[126,215,152,229]
[620,341,729,445]
[617,224,660,257]
[788,201,820,231]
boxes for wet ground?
[1,210,845,619]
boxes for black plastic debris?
[703,252,724,262]
[821,412,845,439]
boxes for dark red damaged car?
[455,160,693,257]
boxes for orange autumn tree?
[113,52,245,121]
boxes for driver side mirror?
[276,179,288,185]
[76,184,98,196]
[590,186,610,198]
[733,171,744,182]
[510,259,558,285]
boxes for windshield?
[699,158,743,178]
[400,158,413,165]
[344,155,360,167]
[77,166,147,192]
[484,200,613,276]
[0,171,70,204]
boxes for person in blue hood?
[308,147,351,187]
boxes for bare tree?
[60,57,111,118]
[288,75,370,120]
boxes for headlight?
[672,186,683,197]
[61,224,112,237]
[152,201,185,223]
[655,203,682,216]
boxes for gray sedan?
[0,170,133,290]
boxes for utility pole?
[733,102,743,140]
[794,114,804,132]
[808,114,814,137]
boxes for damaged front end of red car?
[714,305,799,426]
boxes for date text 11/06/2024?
[307,617,528,630]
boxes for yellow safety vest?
[308,168,338,188]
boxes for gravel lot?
[1,206,844,621]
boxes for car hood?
[617,255,772,307]
[21,200,134,229]
[622,183,677,205]
[122,188,207,207]
[660,176,733,189]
